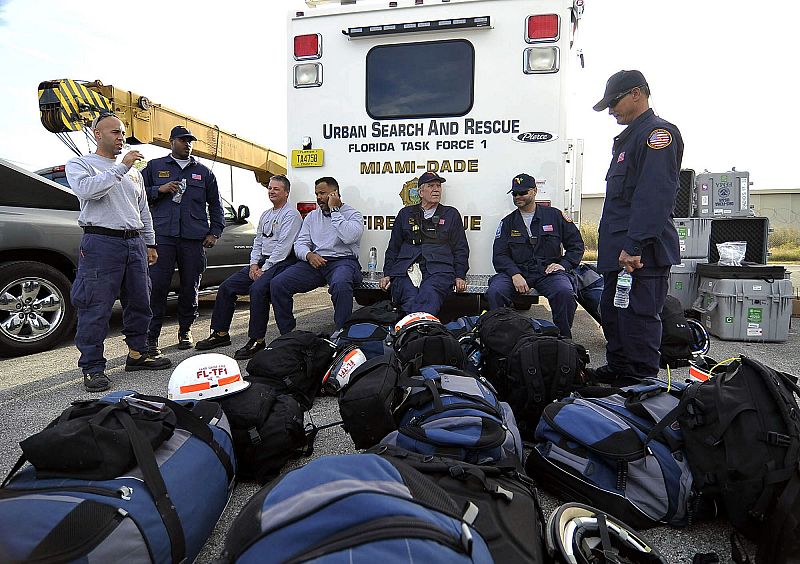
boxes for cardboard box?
[793,296,800,317]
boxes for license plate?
[291,149,324,168]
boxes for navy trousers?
[209,258,296,339]
[270,256,362,334]
[486,271,577,338]
[70,233,152,375]
[599,268,669,379]
[147,236,206,340]
[390,270,454,316]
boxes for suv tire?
[0,261,76,356]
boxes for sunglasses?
[609,87,640,108]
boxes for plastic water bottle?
[368,247,378,280]
[614,269,633,308]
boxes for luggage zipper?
[541,403,644,460]
[284,516,471,563]
[0,484,134,500]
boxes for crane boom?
[38,79,286,183]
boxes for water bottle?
[368,246,378,280]
[614,269,633,308]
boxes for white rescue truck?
[287,0,585,303]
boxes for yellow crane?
[38,79,286,184]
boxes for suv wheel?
[0,261,76,356]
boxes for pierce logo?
[515,131,556,143]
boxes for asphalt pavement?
[0,290,798,563]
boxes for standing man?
[195,175,302,359]
[66,113,171,392]
[141,126,224,353]
[379,172,469,315]
[592,70,683,382]
[487,173,584,338]
[271,177,364,333]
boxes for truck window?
[366,39,474,120]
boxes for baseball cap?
[417,171,446,186]
[170,125,197,141]
[592,70,649,112]
[508,173,537,194]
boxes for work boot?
[233,338,266,360]
[195,330,231,351]
[587,364,640,387]
[146,336,162,357]
[84,372,111,392]
[177,329,194,350]
[125,351,172,372]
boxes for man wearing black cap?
[141,125,225,353]
[592,70,683,382]
[379,171,469,315]
[487,173,584,338]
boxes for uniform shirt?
[141,155,225,241]
[493,205,584,279]
[294,204,364,260]
[250,205,303,271]
[598,108,683,272]
[384,204,470,279]
[65,153,155,246]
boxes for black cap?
[418,171,446,186]
[592,70,649,112]
[508,173,537,194]
[169,125,197,141]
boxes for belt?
[83,226,140,239]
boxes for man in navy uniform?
[66,113,171,392]
[379,172,469,315]
[487,173,584,338]
[141,126,225,352]
[270,177,364,333]
[592,70,683,381]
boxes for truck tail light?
[524,47,559,74]
[294,63,323,88]
[294,34,321,59]
[297,202,317,217]
[526,14,559,42]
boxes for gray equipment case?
[695,170,751,217]
[668,258,708,312]
[674,218,712,259]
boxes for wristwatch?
[330,206,341,213]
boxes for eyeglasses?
[609,87,639,109]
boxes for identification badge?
[510,230,522,237]
[158,171,170,178]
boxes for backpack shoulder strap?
[522,339,545,405]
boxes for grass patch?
[770,227,800,248]
[579,222,599,252]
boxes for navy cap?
[508,173,537,194]
[592,70,649,111]
[418,171,446,186]
[170,125,197,141]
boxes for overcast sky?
[1,0,798,218]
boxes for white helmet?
[322,346,368,395]
[168,353,250,401]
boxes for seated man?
[487,173,585,338]
[195,174,301,359]
[270,177,364,333]
[379,172,469,315]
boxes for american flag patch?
[647,128,672,150]
[192,173,202,180]
[439,219,445,225]
[617,151,625,163]
[543,224,554,232]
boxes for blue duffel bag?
[331,320,392,359]
[218,453,493,563]
[0,391,235,563]
[382,365,523,465]
[526,380,698,528]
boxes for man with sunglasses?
[379,171,469,315]
[592,70,683,383]
[141,126,225,352]
[487,173,584,338]
[65,113,171,392]
[195,175,301,359]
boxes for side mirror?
[237,205,250,222]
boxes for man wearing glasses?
[195,175,301,359]
[141,126,225,352]
[591,70,683,383]
[379,171,470,316]
[487,173,584,338]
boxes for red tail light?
[297,202,317,217]
[526,14,559,42]
[294,34,321,59]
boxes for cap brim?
[172,135,197,141]
[592,95,614,112]
[508,188,531,194]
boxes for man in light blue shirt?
[271,176,364,333]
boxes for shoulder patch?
[647,128,672,150]
[495,222,502,239]
[562,210,573,223]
